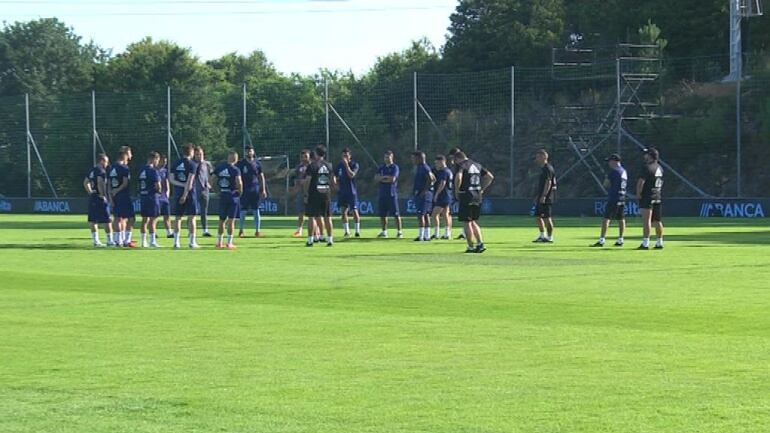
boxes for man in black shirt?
[453,151,494,253]
[304,145,336,247]
[533,149,556,243]
[636,147,664,250]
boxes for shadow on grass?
[664,230,770,245]
[0,243,96,250]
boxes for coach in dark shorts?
[636,147,665,250]
[453,150,494,253]
[532,149,556,243]
[304,145,336,246]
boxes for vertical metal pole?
[729,0,742,81]
[25,93,31,198]
[413,71,418,151]
[324,78,330,152]
[736,69,742,197]
[616,58,622,155]
[92,90,97,165]
[242,82,247,156]
[167,86,172,161]
[509,66,515,198]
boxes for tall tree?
[0,18,104,96]
[442,0,566,70]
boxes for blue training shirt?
[377,163,399,198]
[413,163,432,195]
[607,165,628,203]
[335,160,359,196]
[215,163,242,201]
[171,157,198,197]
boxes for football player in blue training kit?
[411,151,436,241]
[454,150,494,253]
[138,151,162,248]
[170,144,199,249]
[447,147,465,240]
[118,146,137,246]
[84,153,113,247]
[157,154,174,238]
[375,150,403,238]
[336,148,362,238]
[430,154,453,240]
[292,149,312,237]
[236,145,268,238]
[593,154,628,247]
[214,151,243,250]
[304,145,336,247]
[107,148,134,247]
[636,147,665,250]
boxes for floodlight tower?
[727,0,763,81]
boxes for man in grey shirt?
[194,146,214,237]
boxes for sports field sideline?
[0,215,768,432]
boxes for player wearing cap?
[532,149,556,243]
[637,147,665,250]
[593,154,628,247]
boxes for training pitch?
[0,215,768,433]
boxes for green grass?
[1,214,769,433]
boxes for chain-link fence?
[1,53,769,200]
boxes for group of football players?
[84,143,664,252]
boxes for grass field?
[1,214,769,433]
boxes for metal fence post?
[735,71,743,197]
[325,78,330,152]
[25,93,31,198]
[167,86,172,162]
[242,82,247,156]
[510,66,515,198]
[413,71,418,151]
[92,90,97,165]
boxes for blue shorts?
[434,196,451,209]
[241,190,260,211]
[337,193,358,210]
[88,195,111,224]
[414,192,433,215]
[112,194,134,219]
[159,199,170,217]
[295,194,305,214]
[140,195,160,218]
[378,194,400,217]
[219,198,241,220]
[173,194,199,217]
